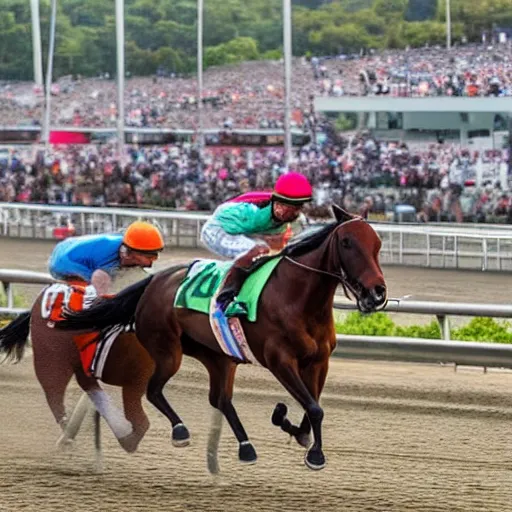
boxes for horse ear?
[332,204,353,224]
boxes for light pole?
[115,0,126,157]
[283,0,293,169]
[197,0,204,156]
[42,0,57,148]
[446,0,452,50]
[30,0,44,87]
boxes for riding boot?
[216,266,249,314]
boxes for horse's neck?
[285,237,339,317]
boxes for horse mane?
[281,221,339,258]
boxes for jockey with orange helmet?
[48,221,165,294]
[201,172,313,314]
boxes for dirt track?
[1,240,512,511]
[1,356,512,512]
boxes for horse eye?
[341,237,352,249]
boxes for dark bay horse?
[58,205,387,471]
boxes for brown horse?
[58,205,387,471]
[0,280,178,454]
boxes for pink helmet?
[273,172,313,205]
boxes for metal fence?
[1,202,512,271]
[1,268,512,370]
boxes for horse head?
[330,204,387,313]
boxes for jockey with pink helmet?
[201,172,313,315]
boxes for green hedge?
[0,288,28,321]
[335,312,512,344]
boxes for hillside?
[0,0,507,80]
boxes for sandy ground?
[1,239,512,512]
[1,356,512,512]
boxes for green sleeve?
[214,203,286,235]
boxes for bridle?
[283,218,365,302]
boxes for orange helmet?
[122,221,165,253]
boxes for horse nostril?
[373,285,387,303]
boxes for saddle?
[41,282,130,379]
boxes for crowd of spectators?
[0,134,510,223]
[1,42,512,224]
[2,43,512,130]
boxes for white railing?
[0,202,512,270]
[1,269,512,370]
[0,269,53,315]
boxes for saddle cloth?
[174,257,281,321]
[41,283,133,379]
[175,258,281,364]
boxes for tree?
[405,0,437,21]
[55,29,85,72]
[335,113,357,131]
[126,41,156,75]
[402,21,446,46]
[205,37,259,67]
[309,23,372,55]
[0,0,505,81]
[154,47,185,73]
[374,0,408,21]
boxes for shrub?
[335,312,512,344]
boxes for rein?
[283,217,365,302]
[284,256,355,302]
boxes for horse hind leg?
[271,403,311,448]
[33,346,74,431]
[207,359,257,467]
[33,349,90,450]
[99,332,153,453]
[74,368,135,452]
[182,335,256,471]
[144,333,190,447]
[56,392,92,449]
[118,384,151,453]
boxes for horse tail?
[0,311,32,363]
[57,275,155,331]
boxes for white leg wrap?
[87,390,133,439]
[207,408,223,475]
[65,393,90,439]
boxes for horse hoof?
[119,433,140,454]
[172,423,190,447]
[239,441,257,465]
[271,403,288,426]
[305,448,326,470]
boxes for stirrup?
[216,290,236,313]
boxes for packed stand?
[2,43,512,130]
[0,135,510,224]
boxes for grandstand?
[315,96,511,150]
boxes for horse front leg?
[267,351,326,470]
[182,336,256,472]
[271,403,311,448]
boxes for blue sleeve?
[48,248,95,281]
[59,256,95,282]
[48,235,122,282]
